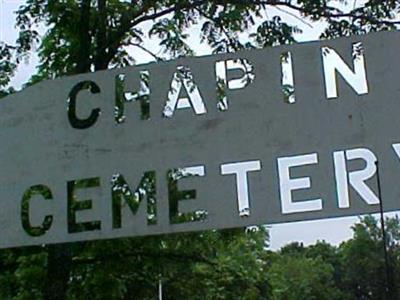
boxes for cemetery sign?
[1,31,399,248]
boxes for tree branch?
[104,0,209,65]
[103,0,399,68]
[131,42,164,61]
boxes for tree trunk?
[43,244,72,300]
[44,1,93,298]
[76,0,92,74]
[95,0,109,71]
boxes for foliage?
[66,227,269,299]
[3,214,400,299]
[265,216,400,300]
[0,43,16,88]
[7,0,398,79]
[0,247,47,300]
[339,215,400,299]
[268,255,338,300]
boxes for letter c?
[68,81,101,129]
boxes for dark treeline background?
[1,215,399,299]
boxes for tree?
[305,241,343,291]
[268,241,345,300]
[339,215,400,300]
[0,228,270,299]
[13,0,399,80]
[267,253,341,300]
[267,216,400,300]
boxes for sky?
[0,0,398,250]
[1,0,41,87]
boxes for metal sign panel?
[1,31,400,248]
